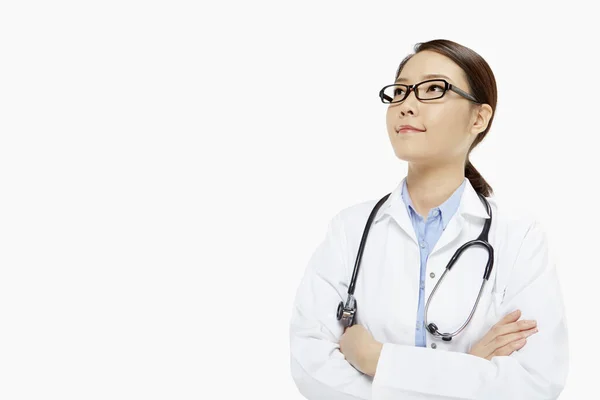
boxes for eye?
[428,84,444,92]
[394,87,406,96]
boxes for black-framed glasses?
[379,79,480,104]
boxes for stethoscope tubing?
[337,190,494,342]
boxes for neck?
[405,161,465,218]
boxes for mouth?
[396,127,426,134]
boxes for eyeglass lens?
[382,80,447,103]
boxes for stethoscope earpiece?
[426,323,438,334]
[427,323,453,342]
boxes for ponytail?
[465,159,493,197]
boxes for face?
[385,50,488,167]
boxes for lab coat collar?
[400,178,466,230]
[373,176,490,248]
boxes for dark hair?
[394,39,497,197]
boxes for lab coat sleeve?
[371,218,569,400]
[289,212,374,400]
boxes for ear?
[470,104,493,136]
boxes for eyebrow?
[395,74,453,83]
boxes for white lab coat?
[289,177,569,400]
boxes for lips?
[396,125,425,133]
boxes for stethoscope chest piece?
[337,296,357,328]
[335,190,494,343]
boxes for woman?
[289,39,569,400]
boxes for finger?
[490,318,537,343]
[502,309,521,322]
[479,310,522,345]
[481,318,537,348]
[487,337,528,360]
[485,326,538,353]
[502,319,537,335]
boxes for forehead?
[396,50,467,86]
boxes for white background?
[0,1,597,399]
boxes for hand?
[468,309,538,361]
[339,324,383,377]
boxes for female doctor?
[289,39,569,400]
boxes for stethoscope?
[336,191,494,342]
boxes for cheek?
[385,109,395,131]
[427,107,469,144]
[428,106,458,128]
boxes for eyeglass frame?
[379,79,480,104]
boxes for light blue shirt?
[400,178,467,347]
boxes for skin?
[339,325,382,377]
[339,51,536,376]
[386,50,492,219]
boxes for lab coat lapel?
[430,179,490,257]
[374,178,418,246]
[374,177,489,251]
[389,195,418,246]
[430,211,465,258]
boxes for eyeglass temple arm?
[448,84,479,103]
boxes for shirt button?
[416,322,421,329]
[420,241,426,248]
[431,343,437,349]
[430,272,435,279]
[420,282,425,289]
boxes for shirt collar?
[400,178,466,229]
[374,176,490,225]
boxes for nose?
[397,87,419,117]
